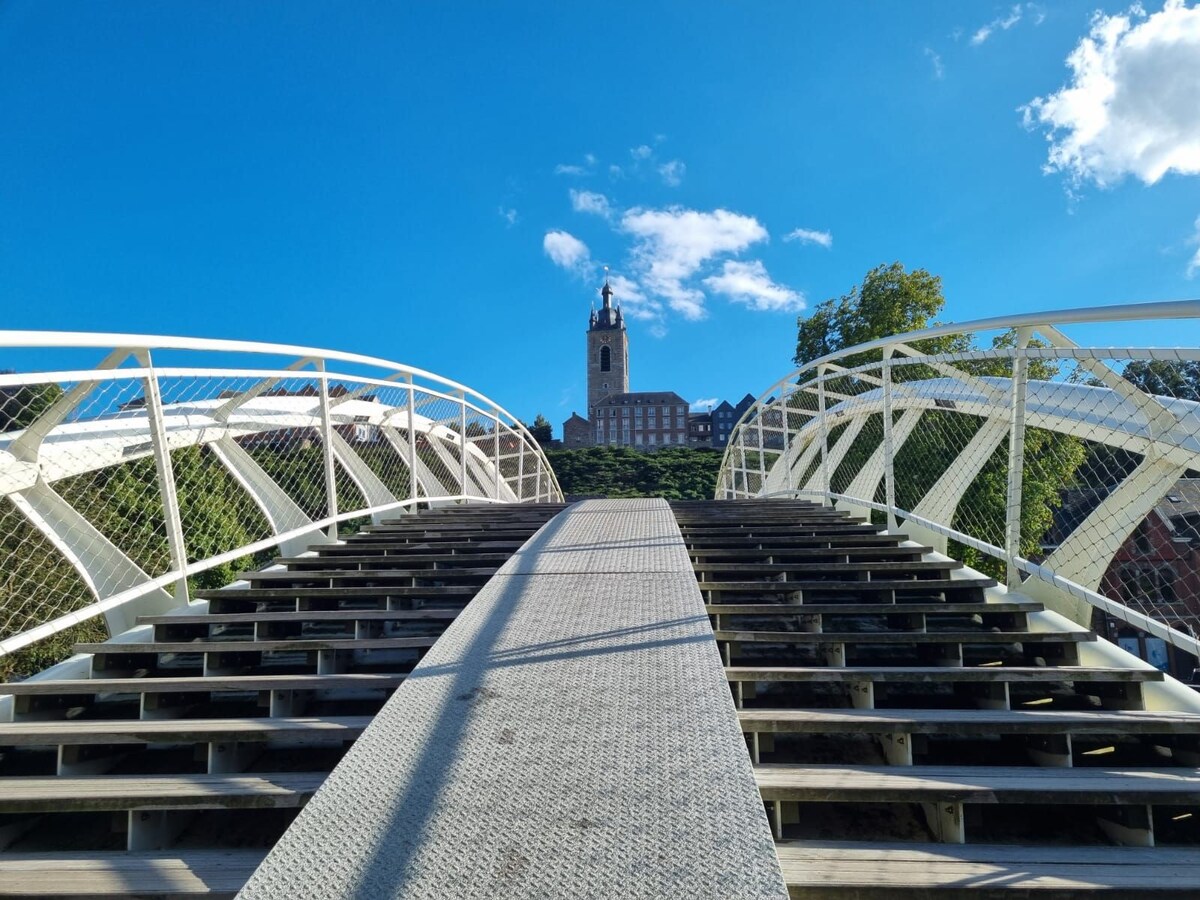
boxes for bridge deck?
[239,499,787,899]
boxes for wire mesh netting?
[0,340,559,675]
[720,337,1200,666]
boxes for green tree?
[528,414,553,445]
[794,263,969,369]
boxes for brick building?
[561,280,690,451]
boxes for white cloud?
[608,164,624,180]
[702,260,804,313]
[605,273,662,321]
[543,230,592,277]
[658,160,686,186]
[924,46,945,79]
[621,206,769,320]
[554,164,586,176]
[691,397,720,411]
[630,144,653,161]
[648,323,668,339]
[783,227,833,248]
[584,153,597,166]
[971,4,1025,45]
[1022,1,1200,188]
[1188,214,1200,277]
[569,189,613,219]
[498,206,518,226]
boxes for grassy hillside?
[546,446,722,500]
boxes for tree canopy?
[794,262,968,370]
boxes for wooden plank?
[0,716,371,746]
[0,674,407,696]
[0,850,267,898]
[275,553,511,566]
[693,561,962,574]
[689,547,933,560]
[775,841,1200,893]
[0,772,324,813]
[136,609,458,626]
[713,630,1091,644]
[239,568,497,580]
[725,665,1163,684]
[739,707,1200,735]
[707,602,1040,615]
[75,636,438,655]
[700,579,996,592]
[755,764,1200,804]
[193,586,477,600]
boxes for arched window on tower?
[599,345,611,372]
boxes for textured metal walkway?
[239,499,786,899]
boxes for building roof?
[594,391,688,407]
[1045,478,1200,550]
[563,412,589,425]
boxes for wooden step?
[193,586,477,600]
[75,637,438,656]
[707,602,1040,616]
[0,715,371,747]
[693,561,962,576]
[0,850,267,897]
[274,553,511,567]
[774,841,1200,896]
[0,674,406,697]
[739,707,1200,736]
[755,764,1200,804]
[0,772,324,813]
[688,547,933,561]
[714,630,1089,645]
[700,579,996,594]
[725,666,1164,685]
[136,610,458,627]
[237,568,496,581]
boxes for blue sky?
[2,2,1199,429]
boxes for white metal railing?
[717,300,1200,661]
[0,332,562,659]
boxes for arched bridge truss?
[0,333,562,658]
[718,300,1200,662]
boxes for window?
[622,408,629,418]
[648,433,657,445]
[609,408,616,417]
[635,433,643,446]
[599,345,611,372]
[622,427,630,444]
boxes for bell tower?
[586,279,629,415]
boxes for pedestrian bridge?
[2,305,1200,897]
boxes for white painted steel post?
[781,391,792,491]
[458,392,468,500]
[818,368,831,506]
[137,350,189,604]
[757,408,766,494]
[493,412,501,500]
[882,348,897,532]
[317,363,339,540]
[406,377,418,503]
[517,440,526,502]
[1004,328,1034,591]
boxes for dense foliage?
[546,446,723,500]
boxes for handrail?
[717,299,1200,665]
[0,332,563,664]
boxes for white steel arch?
[0,332,562,657]
[718,300,1200,661]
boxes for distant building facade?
[710,394,757,449]
[591,392,689,448]
[562,280,692,451]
